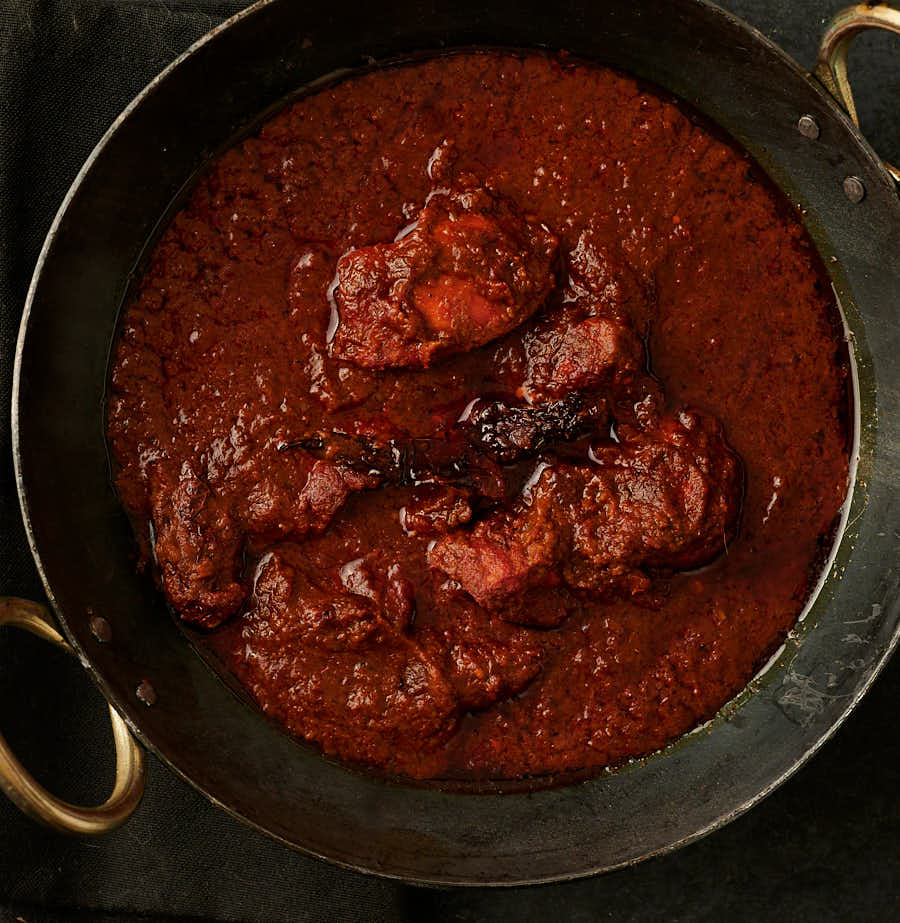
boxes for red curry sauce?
[107,52,850,781]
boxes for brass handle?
[0,597,145,833]
[815,2,900,183]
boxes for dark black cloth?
[1,2,898,920]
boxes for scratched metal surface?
[0,0,898,919]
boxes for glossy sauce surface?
[108,52,850,780]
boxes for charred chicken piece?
[238,551,461,776]
[401,484,473,537]
[148,445,381,629]
[337,554,418,633]
[416,598,543,709]
[428,412,743,625]
[236,451,379,541]
[459,392,610,463]
[149,462,246,629]
[523,231,652,402]
[331,185,558,369]
[523,307,646,401]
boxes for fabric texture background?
[0,1,898,920]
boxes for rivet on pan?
[136,681,157,706]
[796,114,820,140]
[843,175,866,204]
[89,615,112,643]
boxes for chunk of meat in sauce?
[335,550,540,707]
[237,550,543,773]
[428,412,742,625]
[236,453,378,540]
[401,484,473,537]
[238,553,460,775]
[417,598,542,710]
[524,308,645,401]
[338,554,417,632]
[331,185,559,368]
[148,447,380,628]
[524,231,650,401]
[566,413,742,586]
[149,462,245,629]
